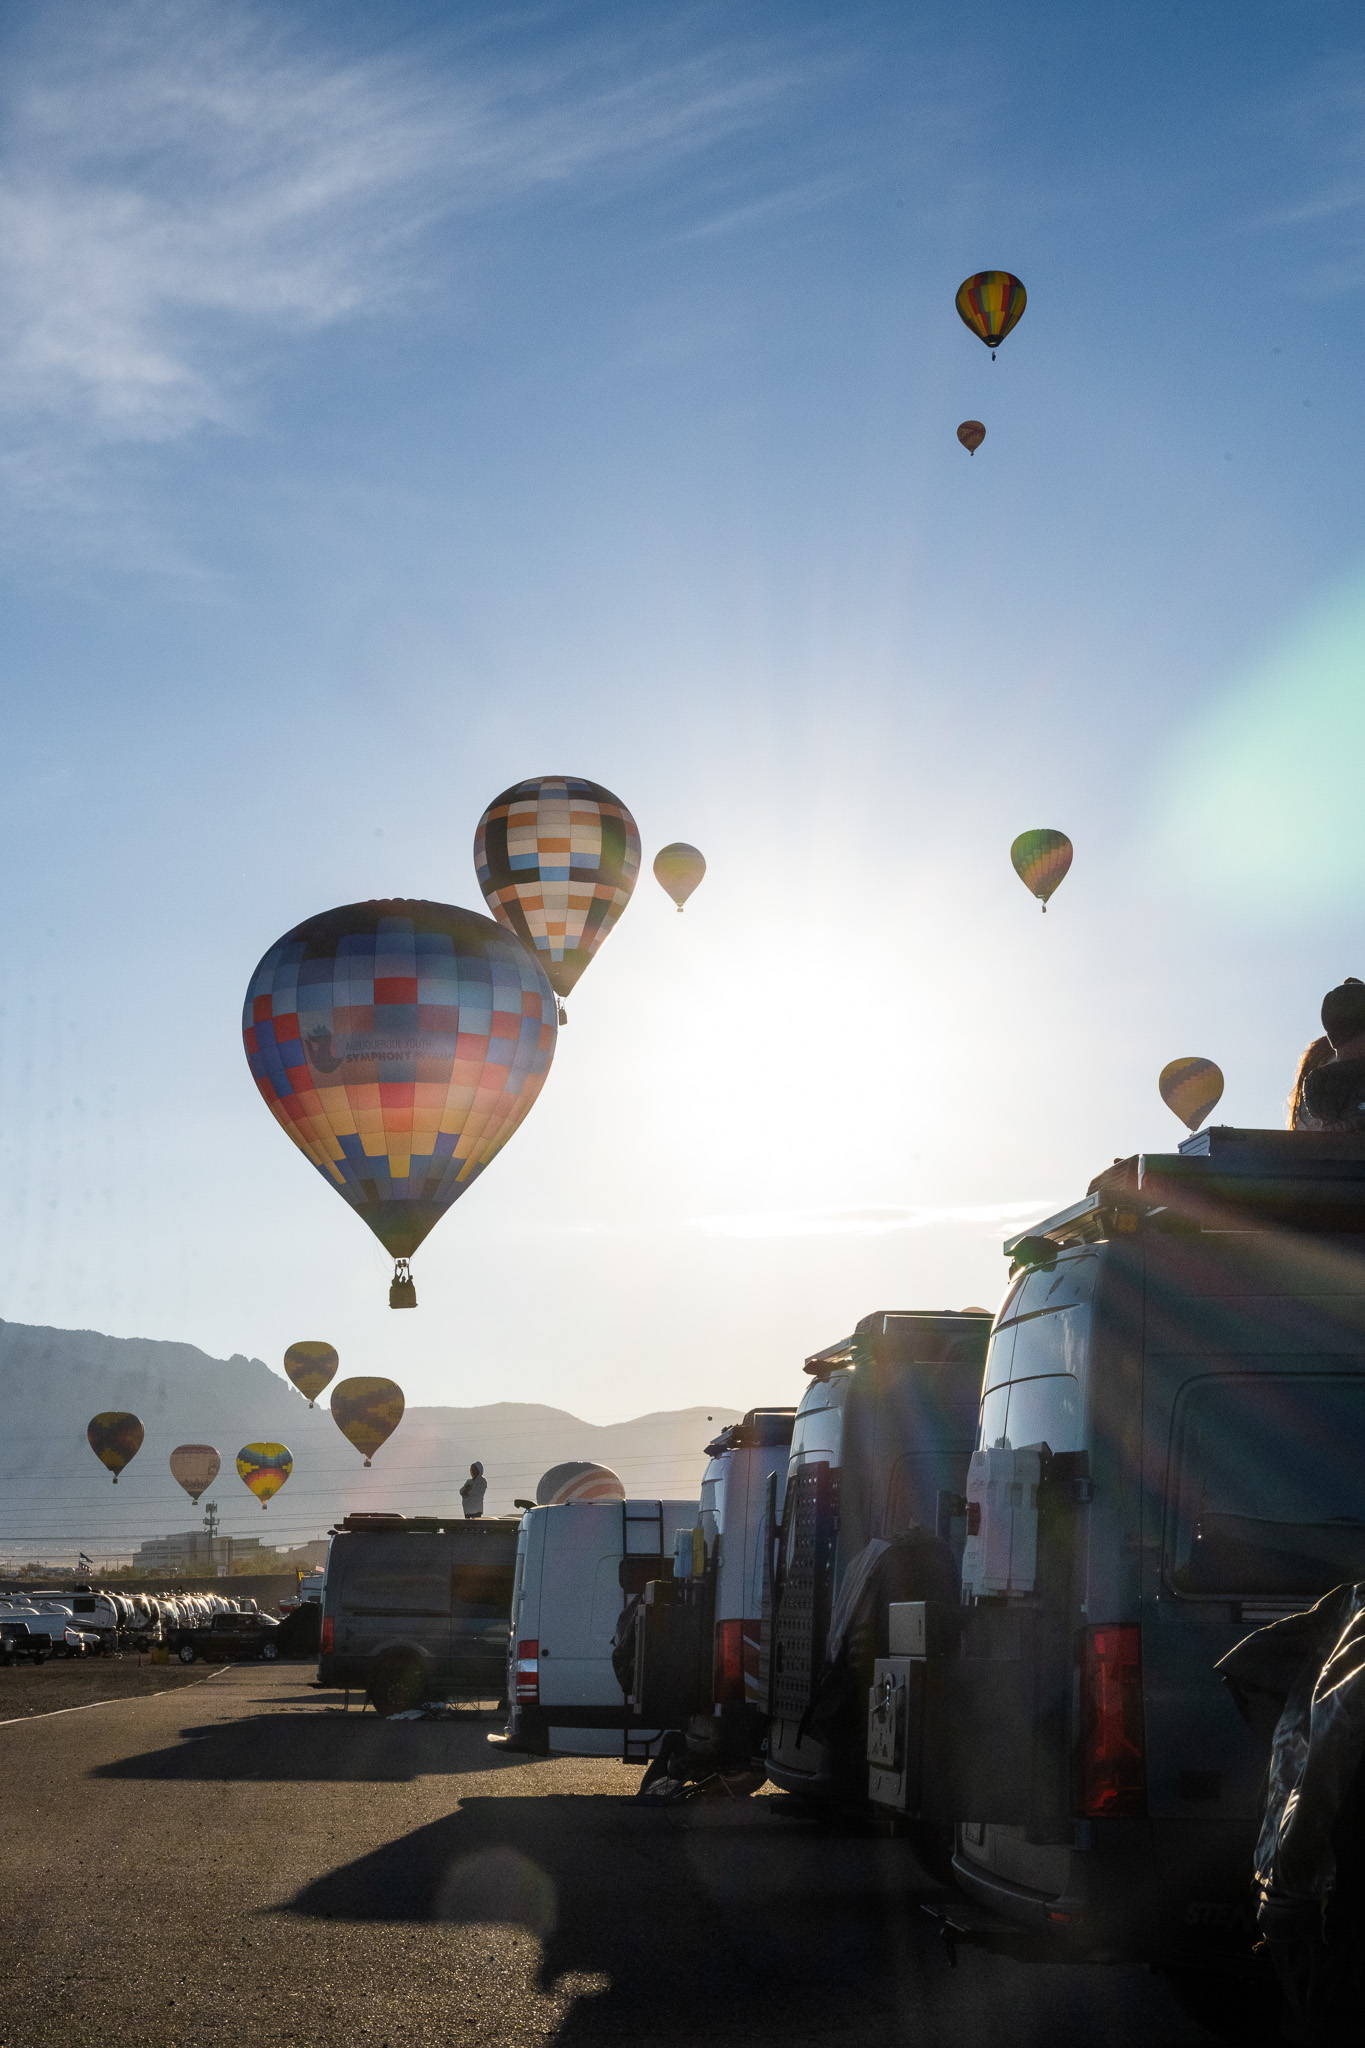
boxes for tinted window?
[978,1384,1009,1450]
[1003,1375,1084,1455]
[346,1571,450,1616]
[1167,1373,1365,1596]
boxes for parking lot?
[0,1661,1226,2048]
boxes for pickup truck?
[0,1621,51,1666]
[174,1612,280,1665]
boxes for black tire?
[260,1640,278,1662]
[34,1650,50,1666]
[177,1641,197,1665]
[366,1653,426,1718]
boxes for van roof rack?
[331,1512,493,1534]
[703,1407,797,1456]
[1004,1127,1365,1262]
[803,1308,993,1379]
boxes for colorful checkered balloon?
[475,776,641,999]
[243,901,558,1280]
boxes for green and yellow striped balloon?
[1010,829,1072,911]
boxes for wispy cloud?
[691,1200,1058,1243]
[0,2,813,465]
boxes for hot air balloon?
[474,776,640,1015]
[955,271,1027,357]
[653,842,706,912]
[243,900,557,1307]
[1010,829,1073,912]
[1160,1057,1225,1133]
[237,1442,292,1509]
[284,1340,338,1408]
[330,1377,404,1467]
[87,1412,143,1485]
[957,420,986,455]
[169,1444,220,1506]
[535,1460,625,1505]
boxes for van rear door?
[1143,1232,1365,1827]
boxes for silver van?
[872,1130,1365,1975]
[319,1512,517,1713]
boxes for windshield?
[1166,1372,1365,1595]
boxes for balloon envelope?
[955,271,1027,350]
[243,900,557,1265]
[330,1376,405,1466]
[169,1444,220,1505]
[237,1442,293,1509]
[87,1412,143,1484]
[536,1460,625,1505]
[475,776,641,998]
[653,843,706,911]
[284,1339,338,1407]
[1160,1057,1225,1133]
[957,420,986,454]
[1011,829,1073,909]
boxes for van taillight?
[320,1615,334,1656]
[515,1638,539,1704]
[1078,1625,1144,1817]
[714,1620,745,1704]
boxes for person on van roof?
[459,1461,487,1519]
[1294,980,1365,1131]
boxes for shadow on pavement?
[279,1794,1212,2048]
[89,1712,529,1785]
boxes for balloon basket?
[390,1259,417,1310]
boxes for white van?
[505,1499,698,1758]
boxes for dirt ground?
[0,1655,219,1721]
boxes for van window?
[1166,1373,1365,1596]
[978,1384,1009,1449]
[451,1564,512,1618]
[1002,1375,1084,1455]
[346,1568,450,1617]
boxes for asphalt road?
[0,1664,1223,2048]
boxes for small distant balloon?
[1011,830,1073,912]
[237,1442,293,1510]
[284,1340,338,1408]
[330,1377,405,1467]
[1160,1057,1225,1133]
[653,843,706,912]
[87,1412,143,1485]
[957,420,986,455]
[536,1461,625,1505]
[169,1444,220,1506]
[955,271,1027,357]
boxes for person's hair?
[1321,978,1365,1051]
[1289,1035,1334,1128]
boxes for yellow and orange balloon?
[284,1340,338,1408]
[330,1377,405,1467]
[1159,1058,1225,1133]
[237,1442,293,1509]
[955,271,1027,357]
[87,1412,143,1484]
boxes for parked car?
[175,1610,280,1664]
[0,1621,50,1666]
[319,1512,518,1714]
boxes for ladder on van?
[621,1500,668,1764]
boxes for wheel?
[177,1641,197,1665]
[260,1640,278,1662]
[366,1653,425,1717]
[34,1650,50,1666]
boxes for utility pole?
[202,1500,219,1573]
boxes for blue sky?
[2,0,1364,1472]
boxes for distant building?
[133,1531,263,1573]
